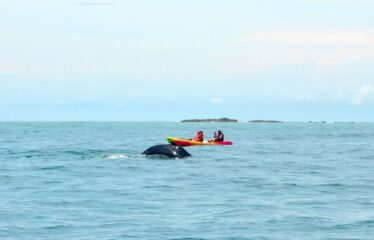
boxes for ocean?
[0,122,373,240]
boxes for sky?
[0,0,374,121]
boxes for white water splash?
[106,154,129,159]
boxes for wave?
[38,166,66,171]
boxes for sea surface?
[0,122,374,240]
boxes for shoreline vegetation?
[181,118,238,123]
[181,118,284,123]
[181,118,357,123]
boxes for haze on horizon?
[1,0,374,121]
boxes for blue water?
[1,122,374,240]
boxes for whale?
[142,144,191,158]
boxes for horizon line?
[0,120,372,123]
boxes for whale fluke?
[142,144,191,158]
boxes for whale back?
[142,144,191,158]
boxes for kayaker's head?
[217,130,222,133]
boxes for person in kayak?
[213,130,224,142]
[194,130,204,142]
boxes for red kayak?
[167,137,233,147]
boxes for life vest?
[215,133,224,142]
[194,132,204,142]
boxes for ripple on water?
[37,166,67,171]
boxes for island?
[249,120,283,123]
[181,118,238,123]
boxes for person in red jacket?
[194,130,204,142]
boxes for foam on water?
[106,154,129,159]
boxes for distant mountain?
[181,118,238,123]
[249,120,283,123]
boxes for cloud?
[220,29,374,75]
[352,84,374,104]
[238,29,374,46]
[210,97,223,104]
[77,1,116,6]
[297,94,317,102]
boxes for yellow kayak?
[167,137,233,147]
